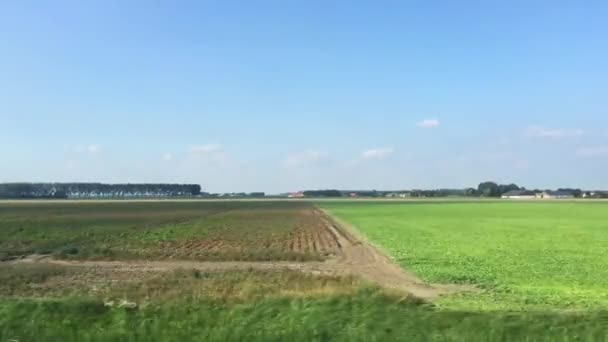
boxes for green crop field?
[322,200,608,311]
[2,200,608,341]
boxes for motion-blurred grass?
[2,294,607,342]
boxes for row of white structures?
[501,190,574,199]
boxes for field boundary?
[318,207,477,298]
[319,208,391,259]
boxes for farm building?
[583,191,608,198]
[536,191,574,199]
[385,192,411,198]
[501,190,537,199]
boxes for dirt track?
[9,208,469,300]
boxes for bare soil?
[7,208,472,300]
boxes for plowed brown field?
[156,206,347,261]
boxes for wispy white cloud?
[282,150,330,168]
[72,144,102,154]
[188,143,226,164]
[416,118,440,129]
[361,147,394,160]
[87,144,101,154]
[526,126,584,140]
[190,144,222,154]
[576,146,608,158]
[162,153,174,161]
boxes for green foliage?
[2,296,607,341]
[477,181,500,197]
[497,183,521,194]
[323,201,608,311]
[303,189,343,197]
[476,182,525,197]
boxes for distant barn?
[536,191,574,199]
[501,190,537,199]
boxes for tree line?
[303,190,343,197]
[475,182,586,198]
[300,182,590,198]
[0,183,201,199]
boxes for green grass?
[2,263,607,341]
[0,201,323,261]
[2,295,607,342]
[322,201,608,311]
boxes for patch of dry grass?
[0,264,365,303]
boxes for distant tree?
[190,184,202,196]
[478,181,500,197]
[53,190,68,199]
[558,188,583,198]
[498,183,520,195]
[303,190,342,197]
[464,188,478,196]
[0,183,203,199]
[352,190,383,197]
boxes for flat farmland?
[322,201,608,311]
[2,199,608,341]
[0,201,341,261]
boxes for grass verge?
[2,295,607,341]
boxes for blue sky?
[1,1,607,192]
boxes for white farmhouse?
[501,190,537,199]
